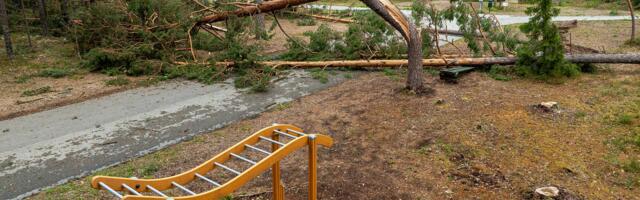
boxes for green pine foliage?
[281,11,406,61]
[516,0,580,79]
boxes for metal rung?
[98,182,123,199]
[230,153,257,165]
[195,173,222,187]
[287,129,306,136]
[214,162,242,175]
[172,182,196,195]
[245,144,271,155]
[259,136,286,146]
[121,184,142,196]
[146,185,168,197]
[274,129,298,139]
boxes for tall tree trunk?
[198,0,427,91]
[60,0,69,24]
[20,0,31,48]
[38,0,49,36]
[254,0,265,39]
[627,0,635,40]
[0,0,13,59]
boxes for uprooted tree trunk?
[213,53,640,67]
[198,0,427,92]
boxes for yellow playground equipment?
[91,124,333,200]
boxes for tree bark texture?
[626,0,636,40]
[38,0,49,35]
[0,0,13,59]
[61,0,70,24]
[254,0,266,39]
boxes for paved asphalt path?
[0,70,351,199]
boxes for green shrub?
[164,63,220,84]
[22,86,52,97]
[192,33,225,52]
[83,48,136,72]
[233,67,274,92]
[488,65,513,81]
[515,0,580,80]
[37,68,74,78]
[625,37,640,47]
[622,160,640,173]
[617,114,634,125]
[296,17,317,26]
[105,76,131,86]
[309,68,329,83]
[15,75,31,83]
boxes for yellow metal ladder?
[91,124,333,200]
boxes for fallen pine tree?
[208,53,640,68]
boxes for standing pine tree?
[516,0,579,79]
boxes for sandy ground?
[30,20,640,199]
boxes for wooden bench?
[439,66,475,83]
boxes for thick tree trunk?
[61,0,70,24]
[360,0,424,91]
[20,0,31,48]
[627,0,635,40]
[38,0,49,35]
[254,0,266,39]
[212,54,640,67]
[0,0,13,59]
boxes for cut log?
[211,54,640,67]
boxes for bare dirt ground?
[31,20,640,199]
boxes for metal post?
[308,134,317,200]
[272,132,284,200]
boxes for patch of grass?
[617,114,634,125]
[105,76,130,86]
[274,102,291,111]
[37,68,74,78]
[343,73,353,79]
[382,68,400,81]
[424,68,439,76]
[296,17,317,26]
[574,111,587,118]
[233,67,274,92]
[15,75,31,83]
[310,68,329,83]
[164,63,220,84]
[625,38,640,47]
[137,78,161,87]
[21,86,52,97]
[488,65,513,81]
[622,160,640,173]
[609,9,618,16]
